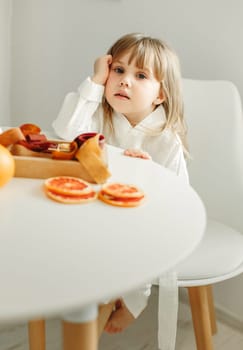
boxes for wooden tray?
[7,133,110,184]
[14,156,94,183]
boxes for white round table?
[0,145,206,348]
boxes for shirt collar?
[138,105,166,128]
[113,105,166,129]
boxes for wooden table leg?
[62,302,115,349]
[62,304,100,350]
[97,301,115,337]
[62,318,98,350]
[28,319,46,350]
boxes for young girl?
[53,32,189,333]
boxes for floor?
[1,287,243,350]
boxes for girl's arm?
[52,78,104,140]
[52,55,112,141]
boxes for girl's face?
[104,51,164,126]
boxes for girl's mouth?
[114,92,130,100]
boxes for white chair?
[176,79,243,350]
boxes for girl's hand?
[92,55,112,86]
[124,148,152,160]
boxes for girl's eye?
[114,67,124,74]
[137,73,147,80]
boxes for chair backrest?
[182,79,243,232]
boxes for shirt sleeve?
[52,77,104,140]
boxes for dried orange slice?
[98,182,145,207]
[44,188,97,204]
[51,141,78,160]
[100,183,144,198]
[44,176,94,196]
[20,123,41,136]
[0,127,25,147]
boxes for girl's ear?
[153,89,165,106]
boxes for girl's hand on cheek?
[92,55,112,86]
[124,149,152,160]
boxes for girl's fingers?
[124,149,151,160]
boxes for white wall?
[0,0,12,126]
[10,0,243,129]
[8,0,243,323]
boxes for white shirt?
[53,77,189,184]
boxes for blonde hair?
[102,33,188,152]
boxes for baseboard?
[214,303,243,332]
[178,287,243,333]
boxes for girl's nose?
[119,77,130,87]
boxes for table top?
[0,145,206,323]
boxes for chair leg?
[206,285,217,335]
[28,319,46,350]
[187,286,214,350]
